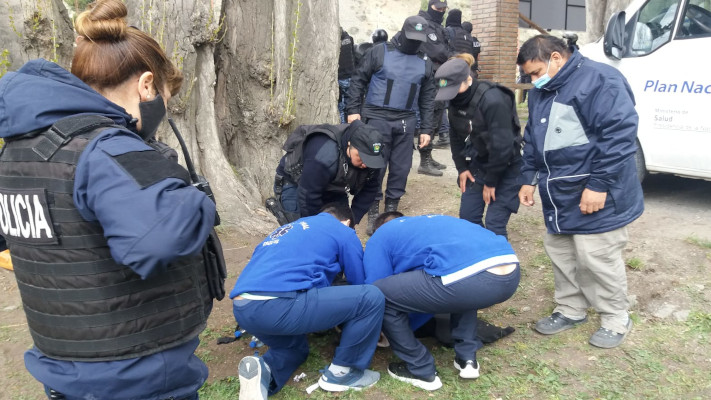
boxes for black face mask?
[397,37,422,55]
[427,8,445,24]
[452,85,472,103]
[137,93,166,140]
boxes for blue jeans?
[44,386,199,400]
[373,267,520,377]
[233,285,384,395]
[459,162,521,238]
[338,78,351,123]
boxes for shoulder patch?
[428,33,438,42]
[112,150,191,189]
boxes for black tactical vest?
[282,124,373,196]
[0,115,212,361]
[448,81,522,162]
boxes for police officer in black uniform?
[434,55,522,238]
[338,28,356,123]
[372,28,389,45]
[346,15,435,235]
[271,121,385,227]
[445,9,482,78]
[416,0,454,175]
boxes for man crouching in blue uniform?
[231,204,384,399]
[359,213,520,391]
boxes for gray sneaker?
[589,318,633,348]
[318,368,380,392]
[535,312,588,335]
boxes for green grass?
[626,257,644,270]
[686,235,711,249]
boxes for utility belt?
[265,174,301,226]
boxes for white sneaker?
[454,358,480,379]
[238,356,270,400]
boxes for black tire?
[634,139,647,183]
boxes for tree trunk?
[0,0,74,72]
[214,0,340,201]
[129,0,340,235]
[584,0,635,43]
[3,0,340,235]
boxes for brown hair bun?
[74,0,128,42]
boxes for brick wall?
[469,0,518,86]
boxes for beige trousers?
[544,226,630,334]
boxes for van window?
[630,0,679,55]
[676,0,711,38]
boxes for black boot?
[366,200,380,236]
[418,150,444,176]
[430,157,447,170]
[384,198,399,213]
[433,131,450,148]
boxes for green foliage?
[626,256,644,270]
[686,310,711,336]
[0,49,10,79]
[66,0,93,13]
[281,0,302,127]
[686,235,711,249]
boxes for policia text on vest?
[0,189,55,243]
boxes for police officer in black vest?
[445,9,482,78]
[434,55,523,238]
[345,16,435,235]
[416,0,455,173]
[338,28,356,123]
[271,121,385,228]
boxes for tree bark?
[214,0,340,198]
[0,0,74,71]
[3,0,341,235]
[584,0,635,43]
[126,0,340,235]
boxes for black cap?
[350,124,385,169]
[434,58,471,101]
[428,0,448,8]
[402,16,428,42]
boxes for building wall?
[471,0,519,85]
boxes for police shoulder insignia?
[428,33,437,41]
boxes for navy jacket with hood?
[276,124,380,224]
[0,59,215,399]
[520,50,644,234]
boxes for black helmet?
[372,29,388,44]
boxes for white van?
[579,0,711,181]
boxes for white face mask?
[532,57,553,89]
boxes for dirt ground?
[1,146,710,399]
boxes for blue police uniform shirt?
[230,212,366,296]
[361,215,518,284]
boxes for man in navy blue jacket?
[356,214,520,391]
[517,35,644,349]
[232,204,384,398]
